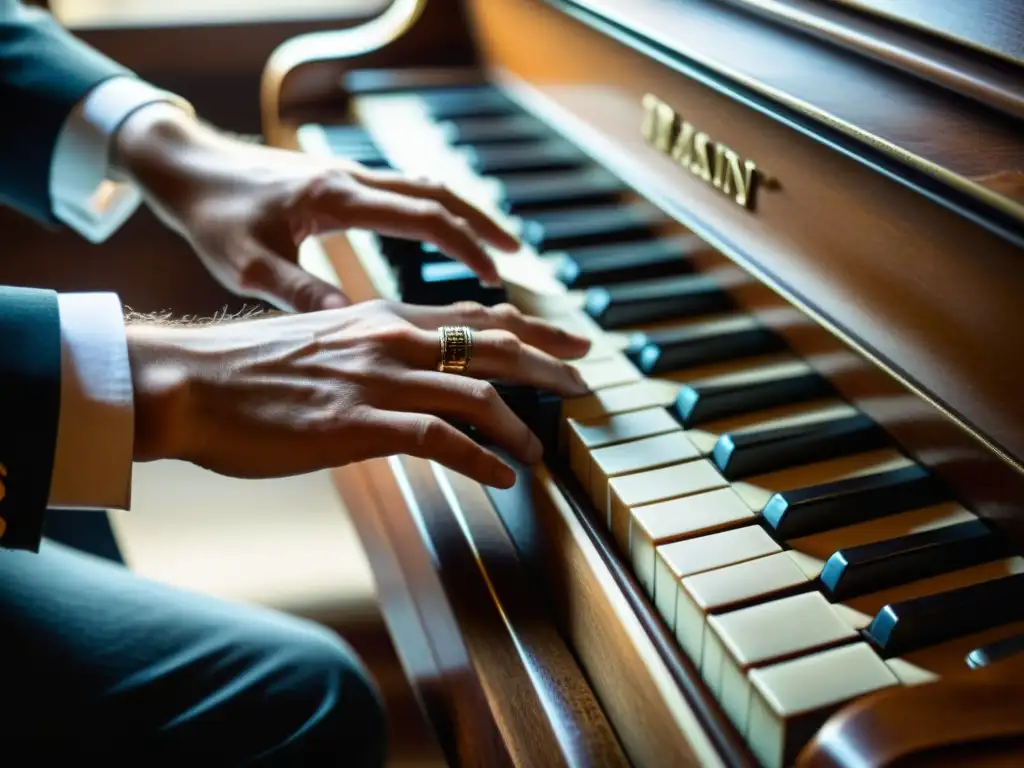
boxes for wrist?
[126,324,192,462]
[111,104,217,229]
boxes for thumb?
[243,251,350,313]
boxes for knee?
[265,621,387,768]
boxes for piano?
[260,0,1024,765]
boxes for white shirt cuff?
[50,76,194,244]
[49,293,134,510]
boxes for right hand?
[127,299,591,488]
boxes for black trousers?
[0,539,386,766]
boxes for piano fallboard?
[261,0,1024,765]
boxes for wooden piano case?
[260,0,1024,765]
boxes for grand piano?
[259,1,1024,765]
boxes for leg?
[0,540,386,766]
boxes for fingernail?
[322,294,347,309]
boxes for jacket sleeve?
[0,0,128,224]
[0,286,62,552]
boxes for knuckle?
[417,200,449,223]
[452,301,489,324]
[416,175,448,197]
[374,322,416,345]
[462,379,499,410]
[413,416,448,449]
[489,329,522,357]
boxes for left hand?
[113,104,520,313]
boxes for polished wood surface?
[464,0,1024,544]
[717,0,1024,121]
[260,0,1024,764]
[316,230,631,767]
[797,653,1024,767]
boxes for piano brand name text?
[641,93,761,210]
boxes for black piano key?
[712,412,889,480]
[762,464,948,539]
[675,367,833,427]
[554,236,701,288]
[497,168,627,214]
[398,259,507,307]
[966,633,1024,668]
[377,236,454,267]
[628,317,786,375]
[421,87,517,121]
[584,274,732,329]
[462,140,587,176]
[866,572,1024,658]
[820,519,1005,600]
[439,114,551,146]
[520,202,666,253]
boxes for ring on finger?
[437,325,473,374]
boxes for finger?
[239,245,349,312]
[467,329,590,395]
[400,301,592,360]
[402,327,588,397]
[350,170,520,253]
[379,371,542,464]
[367,409,517,488]
[315,185,501,286]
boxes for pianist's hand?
[126,299,590,488]
[112,104,519,313]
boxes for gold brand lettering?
[641,93,764,210]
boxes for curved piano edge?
[259,0,431,146]
[525,465,741,768]
[329,453,632,767]
[797,653,1024,768]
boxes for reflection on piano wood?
[261,0,1024,765]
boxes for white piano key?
[571,354,641,391]
[567,407,680,490]
[675,552,810,666]
[653,525,779,630]
[630,487,756,596]
[703,592,859,730]
[590,431,700,517]
[561,379,682,438]
[747,643,899,768]
[610,460,726,551]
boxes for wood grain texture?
[797,653,1024,767]
[717,0,1024,121]
[466,0,1024,544]
[308,186,629,767]
[826,0,1024,65]
[260,0,1024,764]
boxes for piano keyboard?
[300,81,1024,768]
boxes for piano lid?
[826,0,1024,66]
[551,0,1024,244]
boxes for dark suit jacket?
[0,0,127,225]
[0,0,122,550]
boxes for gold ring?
[437,325,473,374]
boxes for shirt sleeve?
[50,75,194,243]
[48,293,134,510]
